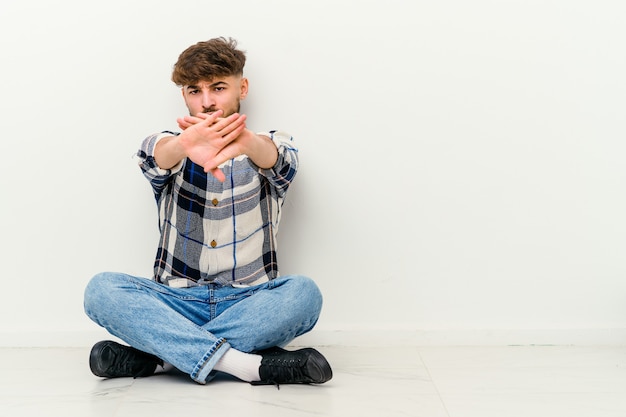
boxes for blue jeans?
[83,272,323,384]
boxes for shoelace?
[106,348,146,377]
[262,357,308,389]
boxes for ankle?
[214,348,262,382]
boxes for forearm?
[245,132,279,169]
[154,135,187,170]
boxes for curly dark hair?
[171,37,246,86]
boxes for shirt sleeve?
[136,131,184,198]
[248,130,299,197]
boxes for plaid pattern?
[136,130,298,287]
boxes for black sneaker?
[89,340,163,378]
[252,347,332,386]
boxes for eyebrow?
[186,81,229,90]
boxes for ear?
[240,77,249,100]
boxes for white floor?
[1,345,625,417]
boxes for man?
[83,37,332,386]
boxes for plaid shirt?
[136,130,298,287]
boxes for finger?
[213,114,247,143]
[202,125,246,172]
[206,167,226,182]
[180,113,223,134]
[194,109,224,124]
[182,115,207,125]
[209,112,244,132]
[177,117,192,130]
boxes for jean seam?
[126,274,208,302]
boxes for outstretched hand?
[176,110,247,182]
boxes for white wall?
[1,0,625,347]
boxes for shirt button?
[210,240,217,248]
[212,198,219,206]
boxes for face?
[182,75,248,117]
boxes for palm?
[179,126,223,168]
[176,112,247,181]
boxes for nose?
[201,90,215,110]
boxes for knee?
[286,276,324,335]
[85,272,114,301]
[298,275,323,304]
[282,275,323,318]
[83,272,125,318]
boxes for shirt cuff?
[137,131,184,174]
